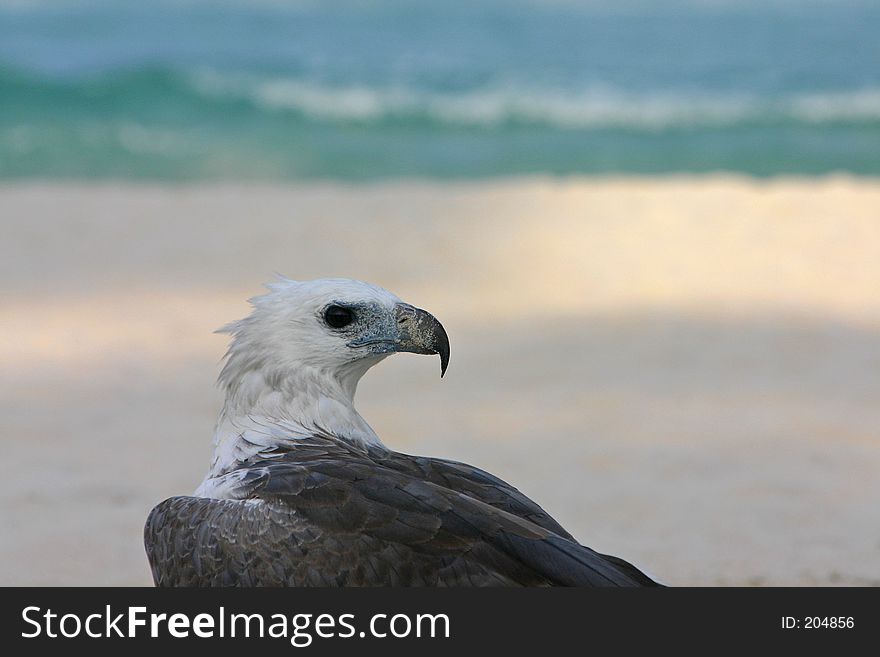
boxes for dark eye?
[324,304,354,329]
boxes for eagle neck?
[205,362,383,481]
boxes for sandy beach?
[1,175,879,586]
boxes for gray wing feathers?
[391,455,576,541]
[146,445,658,586]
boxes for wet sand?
[1,175,879,585]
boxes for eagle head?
[217,278,449,400]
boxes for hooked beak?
[347,302,450,377]
[394,303,450,377]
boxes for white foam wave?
[790,89,880,123]
[191,71,880,130]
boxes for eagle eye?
[324,304,355,329]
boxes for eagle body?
[145,278,660,587]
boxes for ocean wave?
[191,70,880,130]
[3,66,880,132]
[1,66,879,179]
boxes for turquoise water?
[1,0,878,180]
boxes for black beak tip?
[396,302,450,378]
[436,326,450,378]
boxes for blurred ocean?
[1,0,878,180]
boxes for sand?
[1,175,879,586]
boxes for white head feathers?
[217,277,402,402]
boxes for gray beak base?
[395,303,450,377]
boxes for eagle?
[145,278,660,586]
